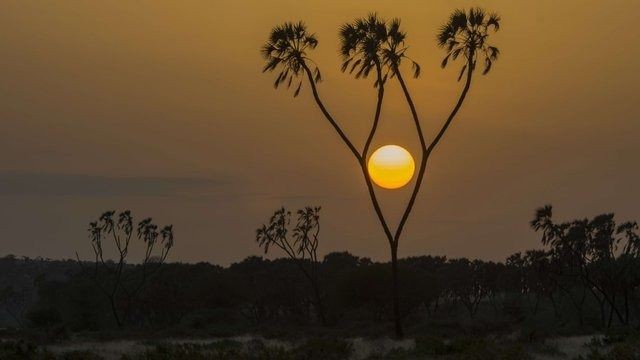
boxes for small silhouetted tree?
[76,210,174,327]
[531,205,640,328]
[522,250,556,316]
[256,206,327,325]
[261,9,501,337]
[446,258,490,318]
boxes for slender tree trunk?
[311,281,327,325]
[357,61,395,248]
[490,295,500,314]
[578,286,587,327]
[109,295,122,328]
[549,294,559,319]
[582,266,625,325]
[302,61,394,249]
[428,296,440,316]
[533,295,541,315]
[624,289,630,325]
[390,64,474,337]
[302,58,475,338]
[363,61,385,158]
[390,243,403,338]
[294,262,327,326]
[392,69,427,244]
[302,63,361,161]
[303,62,401,333]
[392,63,473,245]
[608,299,615,328]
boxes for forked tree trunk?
[303,61,398,331]
[390,243,403,338]
[302,57,475,338]
[109,296,123,328]
[390,61,475,337]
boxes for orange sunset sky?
[1,0,639,264]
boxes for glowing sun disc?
[367,145,415,189]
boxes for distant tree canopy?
[2,206,640,338]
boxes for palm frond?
[261,21,320,97]
[440,53,451,68]
[411,60,421,78]
[437,8,501,80]
[487,13,501,31]
[339,14,387,81]
[340,57,353,72]
[482,57,492,75]
[487,46,500,60]
[293,81,302,97]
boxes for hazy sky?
[1,0,639,265]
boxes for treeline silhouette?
[1,206,640,340]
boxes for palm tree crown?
[437,7,500,80]
[381,18,421,79]
[261,22,321,97]
[339,14,386,85]
[340,14,420,86]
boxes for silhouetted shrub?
[123,341,243,360]
[413,335,448,356]
[26,306,62,329]
[56,350,105,360]
[292,338,353,360]
[0,340,40,360]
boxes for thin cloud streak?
[0,172,228,198]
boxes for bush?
[27,307,62,329]
[123,341,243,360]
[0,340,40,360]
[0,341,105,360]
[579,334,640,360]
[56,350,105,360]
[414,336,532,360]
[292,338,353,360]
[414,335,449,356]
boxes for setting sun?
[367,145,415,189]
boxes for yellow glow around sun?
[367,145,415,189]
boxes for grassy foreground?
[2,332,640,360]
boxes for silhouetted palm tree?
[376,18,423,338]
[339,14,387,156]
[340,14,420,337]
[435,8,500,151]
[262,21,361,160]
[380,11,502,330]
[260,9,501,338]
[261,21,319,97]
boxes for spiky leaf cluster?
[261,21,321,97]
[340,14,420,87]
[256,206,321,261]
[88,210,174,261]
[437,7,500,80]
